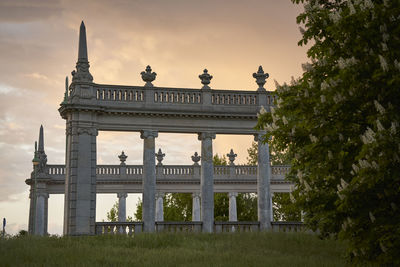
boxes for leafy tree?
[106,201,133,222]
[247,141,291,165]
[213,153,227,165]
[257,0,400,264]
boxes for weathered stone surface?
[255,134,272,230]
[192,192,201,221]
[198,132,215,232]
[228,192,238,222]
[117,193,127,222]
[141,130,158,232]
[155,192,164,221]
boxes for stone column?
[192,192,201,221]
[35,192,49,236]
[255,134,272,230]
[198,132,216,233]
[28,189,34,234]
[64,124,98,235]
[117,193,128,222]
[228,192,238,222]
[141,130,158,232]
[155,192,164,222]
[270,192,274,222]
[44,195,48,235]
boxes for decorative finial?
[141,65,157,87]
[253,65,269,91]
[155,148,165,166]
[118,151,128,166]
[191,152,201,165]
[226,149,237,166]
[78,21,88,60]
[62,76,69,104]
[72,21,93,83]
[38,125,44,153]
[35,141,37,153]
[199,69,213,89]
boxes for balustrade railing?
[126,166,143,175]
[271,165,291,176]
[91,84,279,109]
[155,222,202,232]
[154,89,202,104]
[161,166,194,176]
[45,164,289,180]
[96,87,144,102]
[211,91,258,106]
[97,165,120,175]
[235,166,257,176]
[271,221,305,232]
[95,222,143,236]
[214,166,229,175]
[47,165,66,175]
[214,221,260,233]
[94,221,304,235]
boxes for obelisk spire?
[71,21,93,82]
[38,125,44,152]
[78,21,88,61]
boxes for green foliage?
[164,193,192,221]
[273,193,301,222]
[213,153,227,165]
[247,141,291,165]
[134,198,142,221]
[0,233,349,266]
[257,0,400,264]
[246,141,259,165]
[237,193,258,221]
[106,201,133,222]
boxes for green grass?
[0,232,348,267]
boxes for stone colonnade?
[29,129,273,235]
[112,131,272,233]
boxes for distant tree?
[106,201,133,222]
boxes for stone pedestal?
[229,192,238,222]
[64,124,98,235]
[141,130,158,232]
[192,192,201,221]
[155,192,164,221]
[255,134,272,230]
[198,132,215,233]
[117,193,127,222]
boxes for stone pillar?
[228,192,238,222]
[155,192,164,222]
[44,195,48,234]
[141,130,158,232]
[192,192,201,221]
[255,134,272,230]
[64,124,97,235]
[198,132,216,233]
[117,193,127,222]
[34,192,49,236]
[270,192,274,222]
[28,189,34,234]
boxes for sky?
[0,0,308,235]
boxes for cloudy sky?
[0,0,308,235]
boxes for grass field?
[0,232,349,266]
